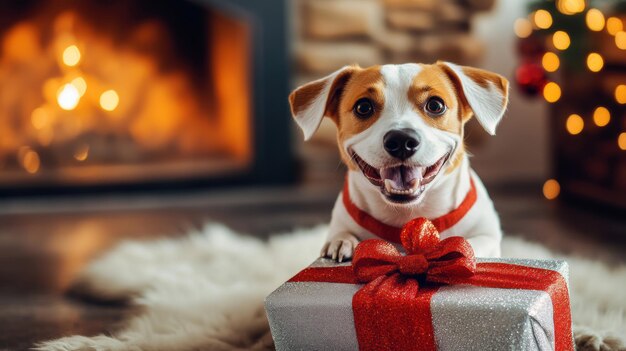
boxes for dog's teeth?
[384,179,394,193]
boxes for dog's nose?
[383,129,419,160]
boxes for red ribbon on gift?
[289,218,574,351]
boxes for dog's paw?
[320,233,359,262]
[574,326,625,351]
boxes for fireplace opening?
[0,0,280,194]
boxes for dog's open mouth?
[350,150,450,204]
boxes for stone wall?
[293,0,497,84]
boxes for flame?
[57,83,80,110]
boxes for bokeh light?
[557,0,585,15]
[31,107,49,130]
[62,45,81,67]
[56,83,80,110]
[615,85,626,104]
[99,90,119,111]
[71,77,87,96]
[514,18,533,38]
[606,17,623,35]
[592,107,610,127]
[616,31,626,50]
[619,133,626,150]
[73,144,89,161]
[552,31,571,50]
[542,52,560,72]
[566,114,584,135]
[586,52,604,72]
[585,9,605,31]
[543,179,560,200]
[533,10,553,29]
[543,82,561,103]
[20,148,40,174]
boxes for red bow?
[353,217,476,284]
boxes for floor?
[0,175,624,350]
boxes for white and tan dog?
[289,62,509,261]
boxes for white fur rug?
[36,224,626,351]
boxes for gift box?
[265,218,574,351]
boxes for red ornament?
[515,61,547,96]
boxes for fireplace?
[0,0,292,195]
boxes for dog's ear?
[438,62,509,135]
[289,66,357,140]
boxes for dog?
[289,62,509,262]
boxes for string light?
[566,114,584,135]
[619,133,626,150]
[606,17,623,35]
[99,90,119,111]
[552,31,571,50]
[585,9,605,31]
[616,85,626,104]
[62,45,81,67]
[586,52,604,72]
[543,82,561,103]
[533,10,553,29]
[557,0,585,15]
[56,84,80,110]
[542,52,560,72]
[616,31,626,50]
[592,107,610,127]
[514,18,533,38]
[543,179,560,200]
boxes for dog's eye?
[425,96,446,116]
[353,98,374,119]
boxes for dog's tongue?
[381,165,423,190]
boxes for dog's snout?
[383,129,419,160]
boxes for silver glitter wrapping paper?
[265,258,571,351]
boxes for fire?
[57,84,80,110]
[0,8,250,180]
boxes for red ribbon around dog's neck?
[342,175,478,243]
[289,218,574,351]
